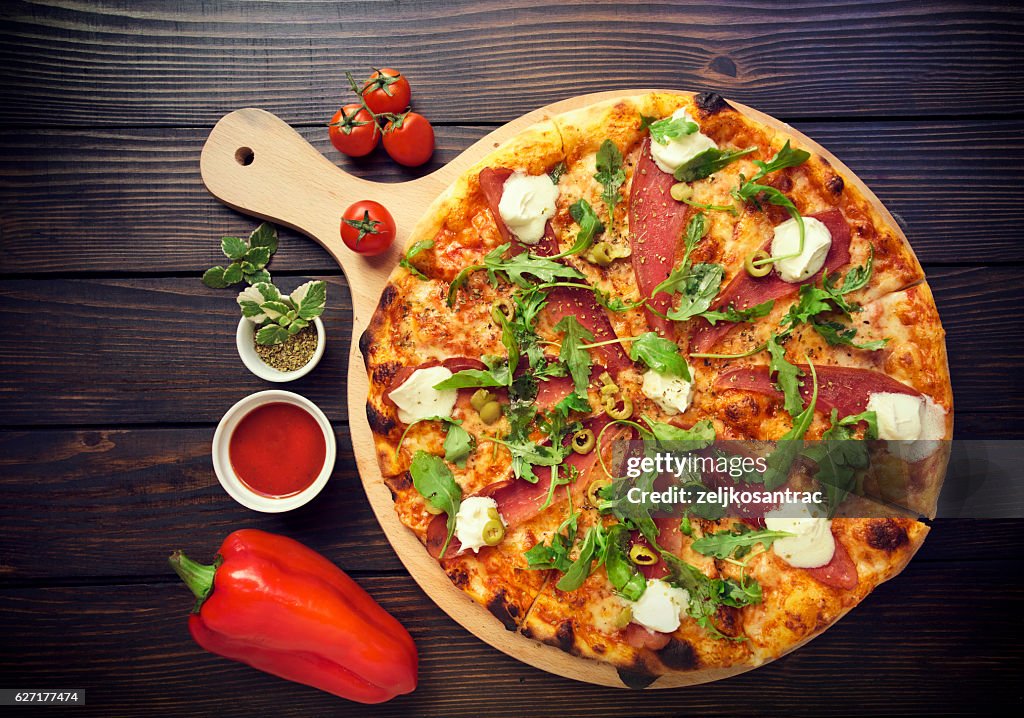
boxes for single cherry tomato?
[382,112,435,167]
[328,104,380,157]
[340,200,396,256]
[361,68,412,115]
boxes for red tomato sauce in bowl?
[228,402,327,498]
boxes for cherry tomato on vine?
[361,68,412,115]
[382,112,435,167]
[328,104,380,157]
[340,200,396,256]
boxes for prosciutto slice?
[426,414,618,559]
[624,623,672,650]
[384,357,489,414]
[715,364,920,417]
[629,138,688,339]
[805,535,858,590]
[479,167,630,373]
[689,209,852,354]
[478,167,559,256]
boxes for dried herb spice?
[254,325,318,372]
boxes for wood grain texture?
[3,121,1023,275]
[1,562,1020,717]
[1,1,1022,127]
[0,268,1017,425]
[0,426,1017,582]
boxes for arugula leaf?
[548,161,567,184]
[766,333,804,417]
[629,332,690,381]
[554,315,594,397]
[660,551,760,640]
[545,199,604,260]
[812,320,889,351]
[763,361,819,490]
[643,417,716,450]
[492,435,566,484]
[750,140,811,182]
[410,451,462,556]
[525,504,582,572]
[446,243,585,306]
[802,408,878,514]
[556,524,607,591]
[697,299,774,326]
[443,420,475,468]
[642,113,698,145]
[595,140,626,230]
[665,263,724,322]
[432,360,512,390]
[691,524,794,560]
[604,524,646,601]
[599,467,663,548]
[399,239,434,280]
[673,146,757,182]
[651,213,709,296]
[779,251,887,351]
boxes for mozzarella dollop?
[764,503,835,569]
[630,578,690,633]
[641,369,695,415]
[387,366,458,424]
[454,496,504,553]
[497,171,559,245]
[866,392,947,462]
[648,109,718,175]
[770,215,833,283]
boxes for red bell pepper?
[169,529,417,704]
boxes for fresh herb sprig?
[595,140,626,232]
[400,239,434,280]
[409,450,462,556]
[237,280,327,346]
[802,408,879,514]
[203,223,278,288]
[730,141,811,270]
[446,243,584,307]
[641,114,698,145]
[691,523,794,560]
[674,147,757,182]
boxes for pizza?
[359,91,952,685]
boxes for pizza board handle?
[199,108,445,315]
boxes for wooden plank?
[2,121,1022,275]
[1,1,1022,128]
[0,426,1017,582]
[0,563,1020,716]
[0,268,1018,425]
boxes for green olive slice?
[482,519,505,546]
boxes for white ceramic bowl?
[212,389,337,512]
[236,316,325,382]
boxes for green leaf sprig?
[641,114,698,145]
[629,332,691,382]
[400,239,434,280]
[690,523,794,560]
[409,450,462,556]
[595,139,626,232]
[730,141,811,270]
[446,243,585,307]
[673,147,757,183]
[203,223,278,288]
[237,280,327,346]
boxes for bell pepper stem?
[169,550,222,612]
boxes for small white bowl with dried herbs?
[235,280,327,382]
[202,223,328,382]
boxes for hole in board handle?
[235,147,255,166]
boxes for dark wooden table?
[1,2,1022,715]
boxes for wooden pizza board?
[199,91,919,688]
